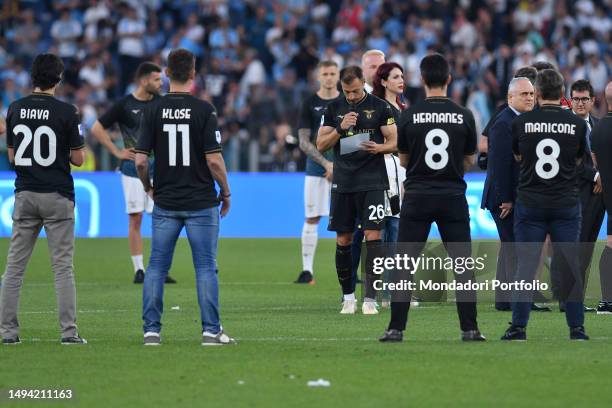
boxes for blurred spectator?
[117,4,146,93]
[50,9,82,62]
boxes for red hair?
[372,62,406,110]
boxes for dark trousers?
[551,185,605,298]
[490,207,516,307]
[512,203,584,327]
[389,195,478,332]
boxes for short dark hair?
[419,53,450,88]
[532,61,555,72]
[317,60,338,69]
[31,53,64,90]
[135,62,161,81]
[514,66,537,84]
[339,66,364,84]
[536,69,565,100]
[167,49,195,83]
[570,79,594,97]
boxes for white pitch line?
[21,282,293,287]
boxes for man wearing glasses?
[565,80,602,312]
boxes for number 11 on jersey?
[164,124,190,166]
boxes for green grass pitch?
[1,238,611,407]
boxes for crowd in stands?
[0,0,610,171]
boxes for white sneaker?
[144,331,161,346]
[362,301,379,315]
[202,330,237,346]
[340,299,357,314]
[411,300,419,307]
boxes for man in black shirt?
[317,66,397,315]
[380,54,484,342]
[294,60,340,285]
[591,81,612,314]
[1,54,87,345]
[91,62,177,284]
[135,49,234,346]
[503,69,588,341]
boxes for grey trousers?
[0,191,78,339]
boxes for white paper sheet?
[340,132,370,155]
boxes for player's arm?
[203,109,231,217]
[0,115,5,135]
[134,152,152,192]
[399,152,410,169]
[316,126,341,152]
[68,106,86,167]
[317,108,357,152]
[362,123,397,154]
[463,110,477,172]
[299,128,332,170]
[90,120,135,161]
[70,148,86,167]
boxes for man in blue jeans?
[134,48,235,346]
[504,69,589,341]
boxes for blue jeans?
[143,206,221,334]
[382,217,399,243]
[512,203,583,328]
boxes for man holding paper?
[317,66,397,315]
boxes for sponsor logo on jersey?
[314,106,323,111]
[215,130,222,144]
[131,109,140,115]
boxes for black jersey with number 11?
[136,92,222,211]
[6,93,85,200]
[397,97,477,195]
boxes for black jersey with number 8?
[397,97,477,195]
[512,105,586,208]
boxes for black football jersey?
[512,104,586,208]
[298,93,340,177]
[6,92,85,200]
[321,92,394,192]
[397,97,477,195]
[590,112,612,208]
[136,92,222,211]
[98,94,159,177]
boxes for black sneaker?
[379,329,403,342]
[596,301,612,315]
[133,269,145,284]
[462,330,486,341]
[531,303,551,312]
[569,326,589,341]
[294,270,314,284]
[501,324,527,341]
[165,276,177,284]
[2,337,21,345]
[61,335,87,345]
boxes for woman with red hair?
[372,62,406,122]
[372,62,416,308]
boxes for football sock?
[600,246,612,302]
[365,239,383,300]
[301,222,318,273]
[132,255,144,273]
[343,293,356,301]
[336,244,353,294]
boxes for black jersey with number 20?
[512,105,586,208]
[136,92,222,211]
[6,93,84,200]
[397,97,477,195]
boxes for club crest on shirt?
[363,110,375,119]
[131,109,140,115]
[314,106,323,111]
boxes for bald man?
[361,50,385,93]
[590,81,612,314]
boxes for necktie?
[585,119,592,152]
